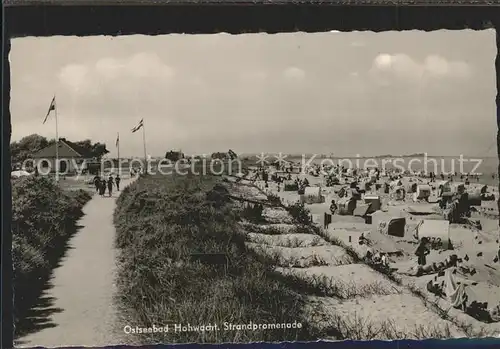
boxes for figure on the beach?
[107,175,114,197]
[415,237,431,266]
[359,232,368,245]
[115,174,121,191]
[329,199,337,215]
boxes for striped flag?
[116,133,120,147]
[131,119,144,133]
[43,96,56,124]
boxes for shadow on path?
[14,223,84,342]
[15,179,135,347]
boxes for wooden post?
[142,121,147,171]
[54,95,59,182]
[117,132,120,176]
[497,29,500,234]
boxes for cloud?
[58,64,90,93]
[239,71,267,82]
[187,76,206,87]
[59,52,175,94]
[424,55,470,78]
[351,41,365,47]
[126,52,175,78]
[283,67,306,80]
[371,53,471,81]
[95,52,175,79]
[10,31,494,157]
[94,57,123,79]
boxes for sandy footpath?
[17,178,135,348]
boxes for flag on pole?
[131,119,144,133]
[116,133,120,147]
[43,96,56,124]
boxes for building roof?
[32,138,93,159]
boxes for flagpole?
[142,120,147,169]
[117,132,121,176]
[55,95,59,182]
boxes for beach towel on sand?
[423,269,498,322]
[444,269,467,309]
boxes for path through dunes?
[16,178,134,348]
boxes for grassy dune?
[12,176,92,336]
[113,173,318,343]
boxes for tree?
[10,134,55,165]
[228,149,238,160]
[90,142,110,160]
[211,152,228,160]
[73,139,110,160]
[165,150,184,162]
[11,135,110,168]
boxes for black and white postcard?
[10,29,500,347]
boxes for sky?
[9,30,497,158]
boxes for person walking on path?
[107,176,114,197]
[115,174,121,191]
[93,175,101,193]
[99,178,106,197]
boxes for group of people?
[93,174,121,197]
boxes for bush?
[12,176,91,332]
[113,173,317,343]
[287,202,312,225]
[267,193,282,206]
[241,203,264,222]
[284,183,299,191]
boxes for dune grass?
[275,270,399,299]
[323,312,455,340]
[113,173,321,343]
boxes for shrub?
[284,183,299,191]
[241,203,264,222]
[113,173,318,343]
[287,202,312,225]
[267,193,282,206]
[12,176,91,334]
